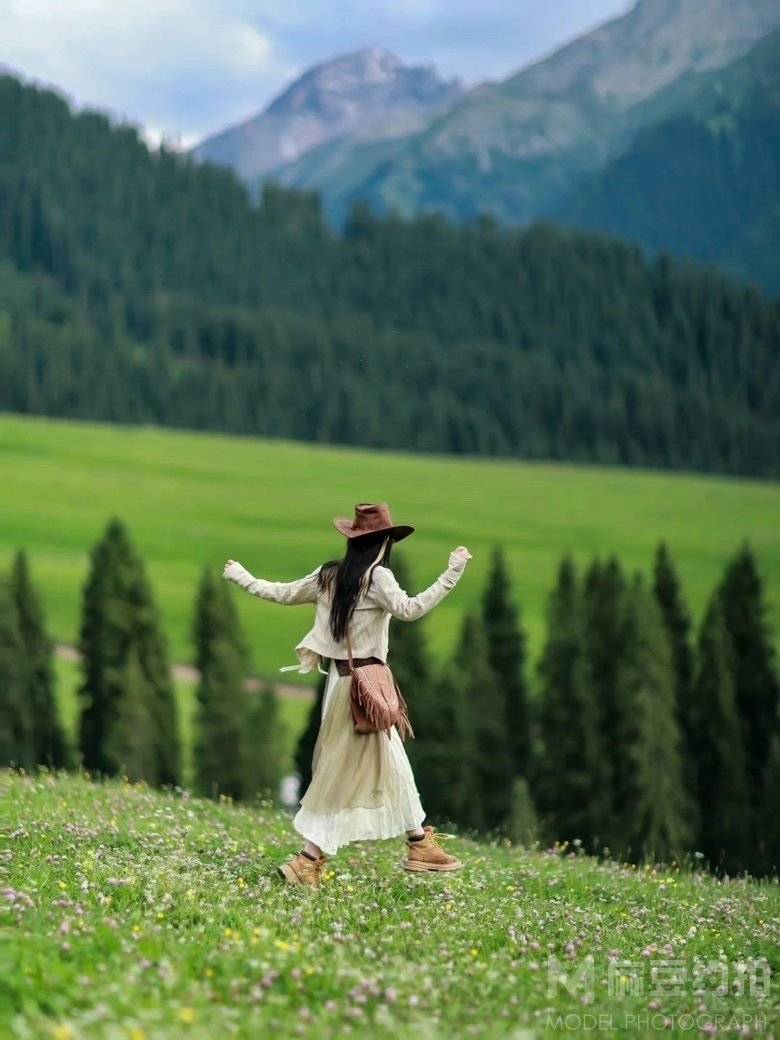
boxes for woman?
[222,502,472,886]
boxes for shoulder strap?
[345,627,355,674]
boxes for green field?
[4,772,777,1039]
[1,412,778,690]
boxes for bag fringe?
[349,665,415,742]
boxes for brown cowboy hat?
[333,502,414,542]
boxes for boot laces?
[428,830,455,848]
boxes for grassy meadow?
[1,411,779,690]
[3,772,778,1039]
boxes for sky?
[2,0,631,149]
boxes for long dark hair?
[318,532,392,643]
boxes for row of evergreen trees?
[294,545,779,875]
[1,71,779,476]
[534,546,779,875]
[3,521,778,874]
[0,519,288,800]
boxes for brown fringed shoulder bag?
[344,632,414,742]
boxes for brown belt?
[335,656,382,677]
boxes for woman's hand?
[449,546,473,568]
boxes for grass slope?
[3,773,777,1039]
[1,412,778,687]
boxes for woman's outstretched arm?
[369,547,472,621]
[222,560,321,605]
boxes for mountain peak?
[194,48,462,179]
[266,47,456,117]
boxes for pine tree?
[78,518,180,785]
[481,546,530,775]
[295,672,327,798]
[615,577,693,863]
[244,688,288,801]
[10,550,68,768]
[507,777,539,847]
[688,593,751,872]
[418,647,481,831]
[0,575,28,766]
[459,613,515,832]
[652,542,695,724]
[760,726,780,874]
[718,543,780,804]
[192,566,249,800]
[584,555,628,847]
[105,644,158,782]
[535,557,606,850]
[652,542,697,831]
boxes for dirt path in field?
[54,644,315,702]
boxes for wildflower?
[178,1008,196,1025]
[51,1026,74,1040]
[129,1029,147,1040]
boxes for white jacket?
[223,552,469,674]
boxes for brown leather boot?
[403,826,463,872]
[277,849,327,887]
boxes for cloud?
[1,0,630,143]
[1,0,289,142]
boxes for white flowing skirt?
[293,659,425,855]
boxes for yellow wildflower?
[178,1008,196,1025]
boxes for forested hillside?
[1,72,779,475]
[554,30,780,294]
